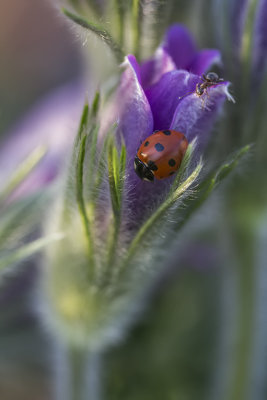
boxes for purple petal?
[170,82,234,153]
[145,70,200,130]
[163,24,197,70]
[253,0,267,85]
[118,55,154,161]
[118,57,176,225]
[190,49,221,76]
[0,81,84,198]
[140,47,176,89]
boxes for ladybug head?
[134,156,154,182]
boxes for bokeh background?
[1,1,266,400]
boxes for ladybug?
[134,129,188,181]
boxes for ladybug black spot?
[144,141,149,146]
[168,159,176,167]
[155,143,164,152]
[148,160,158,171]
[163,130,171,135]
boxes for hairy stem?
[55,344,102,400]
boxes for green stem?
[69,347,87,400]
[56,345,102,400]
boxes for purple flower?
[115,25,233,222]
[140,24,221,89]
[1,25,233,218]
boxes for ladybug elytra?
[134,129,188,182]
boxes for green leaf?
[118,144,127,194]
[75,101,89,145]
[0,146,47,204]
[119,157,203,273]
[102,136,126,284]
[107,135,126,217]
[76,134,95,273]
[108,137,120,216]
[90,134,109,204]
[63,102,90,217]
[62,8,125,63]
[87,125,99,180]
[0,193,47,247]
[175,143,252,232]
[170,139,197,193]
[214,144,252,184]
[0,233,64,271]
[91,91,100,119]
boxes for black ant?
[196,72,224,96]
[179,72,224,106]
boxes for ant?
[179,72,224,107]
[195,72,224,96]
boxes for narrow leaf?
[214,144,252,184]
[118,144,126,197]
[75,101,89,145]
[87,125,99,181]
[170,138,197,193]
[0,146,47,203]
[175,144,252,232]
[0,233,64,271]
[108,137,120,215]
[103,141,126,285]
[120,160,203,272]
[91,135,109,204]
[62,9,125,63]
[76,135,95,272]
[0,193,46,246]
[63,101,90,217]
[91,91,100,118]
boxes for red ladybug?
[134,130,188,181]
